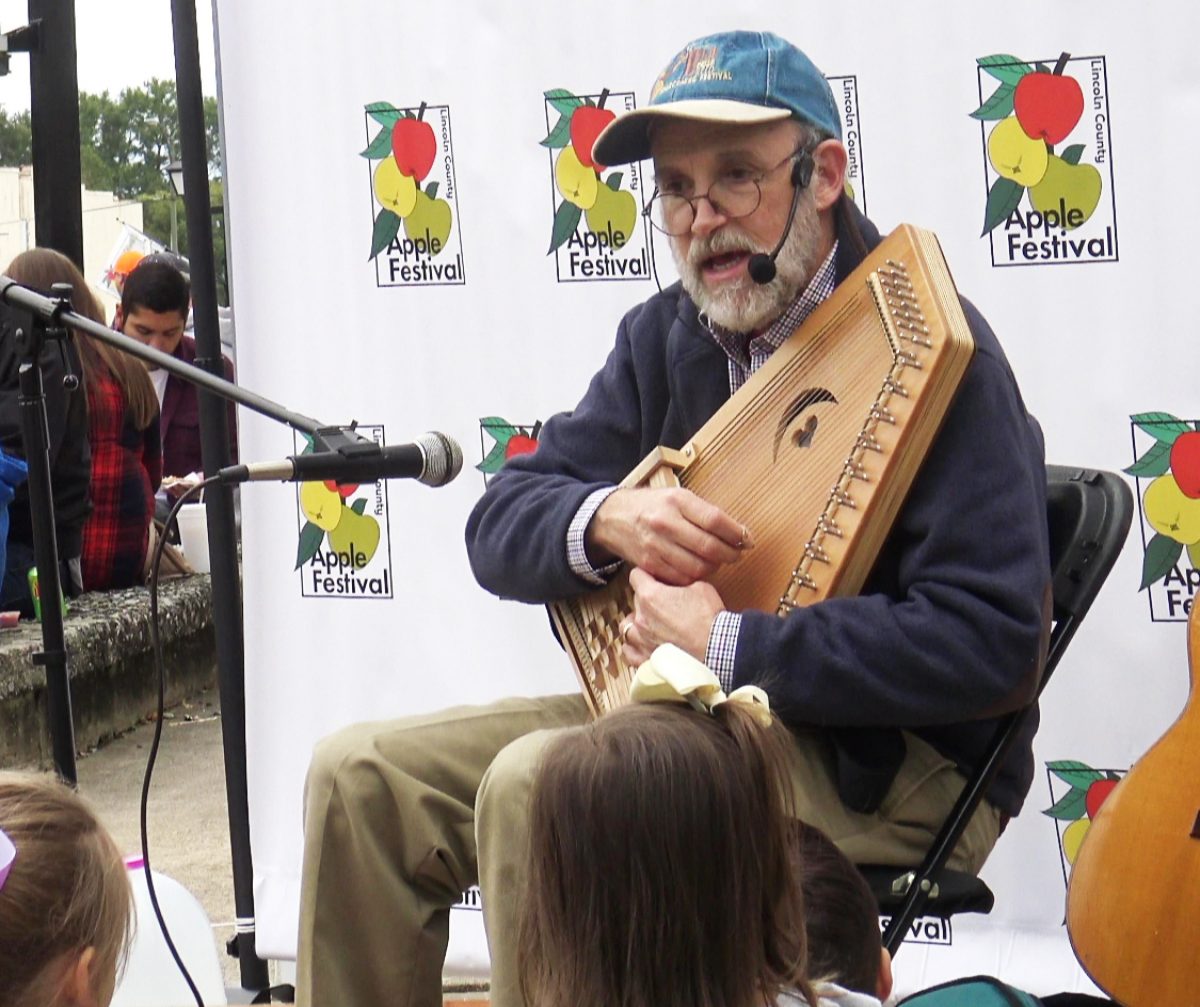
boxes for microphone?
[218,431,463,486]
[747,150,814,285]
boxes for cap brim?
[592,100,792,166]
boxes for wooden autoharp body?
[550,225,976,716]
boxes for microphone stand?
[0,276,374,991]
[2,286,77,784]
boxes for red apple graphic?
[570,90,616,171]
[1014,53,1084,145]
[505,421,542,461]
[1170,430,1200,499]
[391,102,437,181]
[324,480,359,498]
[1084,778,1119,820]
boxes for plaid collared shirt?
[567,243,840,687]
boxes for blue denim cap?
[593,31,841,166]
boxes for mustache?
[686,227,762,268]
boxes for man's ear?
[113,306,124,332]
[877,945,894,1003]
[810,138,848,213]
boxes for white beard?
[672,191,823,333]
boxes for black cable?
[139,476,221,1007]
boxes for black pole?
[170,0,269,992]
[26,0,84,269]
[8,296,76,785]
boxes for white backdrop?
[213,2,1198,997]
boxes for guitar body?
[1066,604,1200,1006]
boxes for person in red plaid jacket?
[7,249,163,591]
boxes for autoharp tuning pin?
[896,352,923,370]
[883,377,908,398]
[791,570,819,590]
[858,433,883,453]
[805,543,831,564]
[845,461,871,482]
[832,487,857,508]
[818,515,843,538]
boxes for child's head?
[519,700,815,1007]
[795,823,892,1002]
[0,773,132,1007]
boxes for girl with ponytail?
[519,645,881,1007]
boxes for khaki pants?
[295,694,1000,1007]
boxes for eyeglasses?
[643,147,805,236]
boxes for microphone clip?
[308,424,382,469]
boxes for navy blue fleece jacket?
[465,204,1049,817]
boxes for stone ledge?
[0,574,218,768]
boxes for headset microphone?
[747,151,815,286]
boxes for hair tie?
[0,826,15,892]
[629,644,772,727]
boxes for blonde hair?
[0,772,133,1007]
[5,248,160,432]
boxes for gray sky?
[0,0,218,111]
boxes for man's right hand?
[585,486,751,586]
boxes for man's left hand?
[620,567,726,666]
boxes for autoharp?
[550,224,976,716]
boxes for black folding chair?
[861,465,1134,955]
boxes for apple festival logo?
[294,428,394,600]
[1126,413,1200,623]
[972,52,1117,267]
[542,87,652,283]
[477,417,541,486]
[361,100,465,287]
[1043,760,1126,887]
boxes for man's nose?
[690,195,727,238]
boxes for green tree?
[0,108,32,165]
[2,79,227,303]
[77,79,220,199]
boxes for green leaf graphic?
[425,181,439,200]
[295,521,324,570]
[476,440,508,474]
[351,498,367,516]
[365,102,403,129]
[548,200,582,254]
[605,171,624,191]
[544,88,585,117]
[978,54,1035,86]
[1043,788,1087,821]
[1061,144,1085,166]
[981,176,1024,236]
[1140,533,1183,591]
[480,416,518,441]
[369,209,401,260]
[360,127,392,160]
[1047,761,1107,789]
[1189,542,1200,570]
[1124,440,1173,478]
[1132,412,1192,443]
[969,83,1015,121]
[539,113,572,149]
